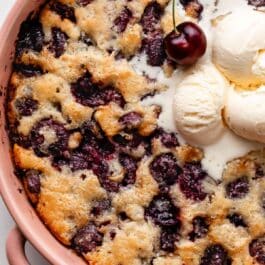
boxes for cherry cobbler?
[6,0,265,264]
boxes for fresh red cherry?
[164,21,207,65]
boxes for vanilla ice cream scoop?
[174,64,227,145]
[225,86,265,143]
[213,9,265,88]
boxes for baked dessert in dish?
[6,0,265,264]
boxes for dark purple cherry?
[164,22,206,65]
[188,216,209,241]
[119,112,142,130]
[140,2,166,66]
[160,226,179,252]
[140,2,162,33]
[14,63,43,77]
[49,27,68,58]
[200,244,231,265]
[25,170,41,194]
[30,118,69,158]
[150,153,181,192]
[69,151,90,171]
[145,194,180,227]
[50,2,76,22]
[153,127,179,148]
[249,236,265,264]
[15,97,38,116]
[71,223,103,254]
[71,72,125,108]
[9,126,31,148]
[113,131,146,149]
[119,153,138,186]
[227,213,247,228]
[178,162,207,201]
[15,18,44,57]
[143,30,166,66]
[90,158,119,193]
[226,176,249,199]
[113,7,132,33]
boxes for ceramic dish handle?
[6,227,29,265]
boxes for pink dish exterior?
[0,1,86,264]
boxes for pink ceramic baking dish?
[0,1,87,264]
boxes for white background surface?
[0,1,50,264]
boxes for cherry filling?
[14,64,43,77]
[25,169,41,194]
[160,226,179,252]
[9,123,31,149]
[142,31,166,66]
[81,120,115,158]
[200,244,232,265]
[113,132,143,148]
[93,160,120,193]
[141,2,162,33]
[150,153,181,192]
[15,97,38,117]
[140,2,166,66]
[112,131,151,157]
[188,216,209,241]
[249,236,265,265]
[50,2,76,22]
[145,194,181,252]
[226,176,249,199]
[77,137,108,167]
[119,153,138,186]
[119,112,143,130]
[69,152,90,171]
[15,17,44,57]
[66,120,118,192]
[227,213,247,228]
[113,7,133,33]
[153,128,179,148]
[178,162,208,201]
[49,27,68,58]
[30,118,69,158]
[71,72,125,108]
[145,194,180,227]
[71,223,103,254]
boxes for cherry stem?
[172,0,177,32]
